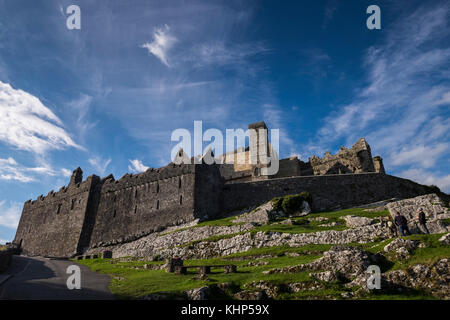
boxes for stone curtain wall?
[222,173,431,213]
[14,162,225,258]
[88,164,198,247]
[13,175,101,257]
[193,163,224,221]
[88,163,224,248]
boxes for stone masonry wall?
[222,173,432,213]
[88,163,224,249]
[14,175,101,257]
[88,164,197,248]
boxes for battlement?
[100,163,196,194]
[24,173,101,210]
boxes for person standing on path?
[416,208,430,234]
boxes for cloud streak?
[0,81,81,155]
[141,24,177,67]
[0,157,70,183]
[128,159,149,173]
[88,156,112,176]
[0,200,21,229]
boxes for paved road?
[0,255,114,300]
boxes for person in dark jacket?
[394,213,411,236]
[416,208,430,234]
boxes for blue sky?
[0,0,449,243]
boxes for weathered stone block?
[343,216,375,228]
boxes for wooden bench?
[174,264,237,275]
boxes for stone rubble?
[160,223,391,260]
[88,223,255,258]
[383,238,419,253]
[265,246,375,280]
[232,202,280,224]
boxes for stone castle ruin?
[14,122,433,258]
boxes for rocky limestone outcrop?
[309,271,339,282]
[243,280,280,298]
[234,290,267,300]
[185,287,211,300]
[232,202,280,224]
[289,201,312,217]
[265,246,375,281]
[347,259,449,299]
[343,216,375,228]
[158,223,390,260]
[87,223,255,258]
[232,200,311,225]
[387,194,450,234]
[439,233,450,245]
[383,238,419,253]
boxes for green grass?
[77,205,447,300]
[78,252,321,299]
[249,207,389,235]
[387,233,450,270]
[194,215,240,227]
[224,244,333,259]
[158,215,246,237]
[161,205,389,238]
[78,232,448,300]
[313,207,390,219]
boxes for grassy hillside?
[77,207,449,300]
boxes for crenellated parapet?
[23,173,101,210]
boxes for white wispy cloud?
[390,143,449,168]
[61,168,72,177]
[306,3,450,191]
[0,200,21,229]
[67,94,97,146]
[88,156,111,176]
[187,41,269,68]
[0,157,72,182]
[128,159,149,173]
[400,168,450,191]
[141,24,177,67]
[0,81,81,154]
